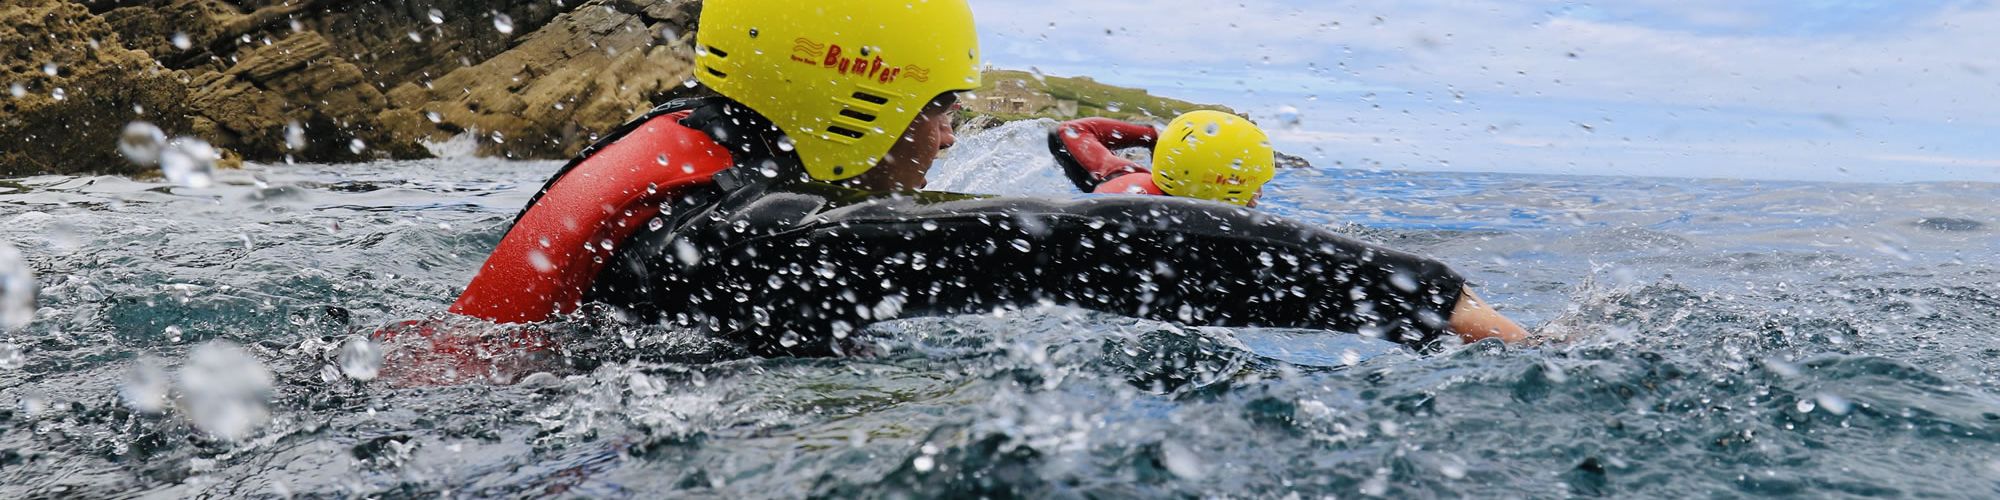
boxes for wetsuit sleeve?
[1048,118,1160,193]
[679,194,1466,356]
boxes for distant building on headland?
[976,78,1078,117]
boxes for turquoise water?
[2,123,1999,496]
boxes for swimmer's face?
[851,94,960,191]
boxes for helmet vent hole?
[705,67,729,79]
[851,92,890,105]
[838,109,878,122]
[827,126,867,139]
[706,46,730,58]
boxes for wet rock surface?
[0,0,704,175]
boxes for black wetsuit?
[576,98,1467,355]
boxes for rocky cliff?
[1,0,1286,176]
[1,0,702,175]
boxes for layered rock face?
[0,0,702,175]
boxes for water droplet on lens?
[0,244,36,333]
[50,87,65,101]
[1359,468,1390,496]
[7,83,23,98]
[1388,272,1419,292]
[1762,358,1801,378]
[159,137,218,188]
[0,343,24,369]
[41,63,57,76]
[120,357,170,413]
[1795,398,1816,413]
[349,138,367,154]
[425,111,443,123]
[776,136,795,152]
[427,8,446,24]
[171,32,192,50]
[527,250,555,273]
[1204,122,1222,135]
[119,121,168,166]
[672,239,701,266]
[337,336,383,381]
[1441,462,1468,480]
[284,121,306,151]
[1276,105,1303,130]
[178,340,273,441]
[1160,441,1206,479]
[493,13,515,34]
[1815,393,1851,415]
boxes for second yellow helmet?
[696,0,984,182]
[1152,111,1277,206]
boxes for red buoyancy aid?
[449,111,734,324]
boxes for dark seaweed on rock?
[0,0,705,175]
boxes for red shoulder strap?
[450,112,734,323]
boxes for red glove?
[1050,118,1159,192]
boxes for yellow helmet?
[1152,110,1277,206]
[696,0,983,181]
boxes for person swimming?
[381,0,1528,383]
[1052,111,1276,206]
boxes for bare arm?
[1448,288,1530,344]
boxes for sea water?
[0,121,1996,497]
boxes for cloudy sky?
[968,0,2000,182]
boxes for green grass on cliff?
[971,69,1236,122]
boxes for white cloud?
[968,0,2000,181]
[975,0,2000,122]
